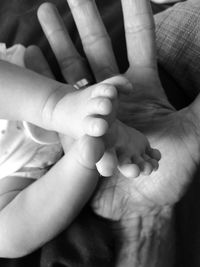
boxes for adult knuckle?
[126,23,155,34]
[82,33,111,48]
[68,0,93,9]
[59,56,83,71]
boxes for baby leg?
[0,135,105,257]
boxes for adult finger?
[67,0,119,81]
[24,45,54,79]
[121,0,157,76]
[37,2,91,84]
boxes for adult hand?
[35,1,200,265]
[38,0,200,218]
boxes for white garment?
[0,44,62,180]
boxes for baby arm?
[0,135,104,258]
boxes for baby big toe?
[83,116,109,137]
[118,163,140,179]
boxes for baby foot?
[43,76,131,139]
[43,82,116,138]
[97,120,161,178]
[116,121,161,178]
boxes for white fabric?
[0,44,62,180]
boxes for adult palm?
[93,78,200,219]
[89,0,200,219]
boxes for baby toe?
[83,116,109,137]
[134,156,153,175]
[133,156,145,169]
[146,147,161,161]
[87,97,113,116]
[150,159,159,171]
[118,154,141,178]
[91,84,117,100]
[141,161,154,175]
[102,75,133,94]
[118,163,140,179]
[143,154,159,171]
[133,156,154,175]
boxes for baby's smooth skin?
[0,44,160,257]
[0,134,105,258]
[0,61,118,138]
[38,2,161,179]
[98,120,161,178]
[0,59,160,178]
[0,44,112,258]
[42,77,119,138]
[46,75,161,178]
[0,56,117,257]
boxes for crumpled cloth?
[0,43,62,181]
[155,0,200,99]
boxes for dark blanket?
[0,1,197,266]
